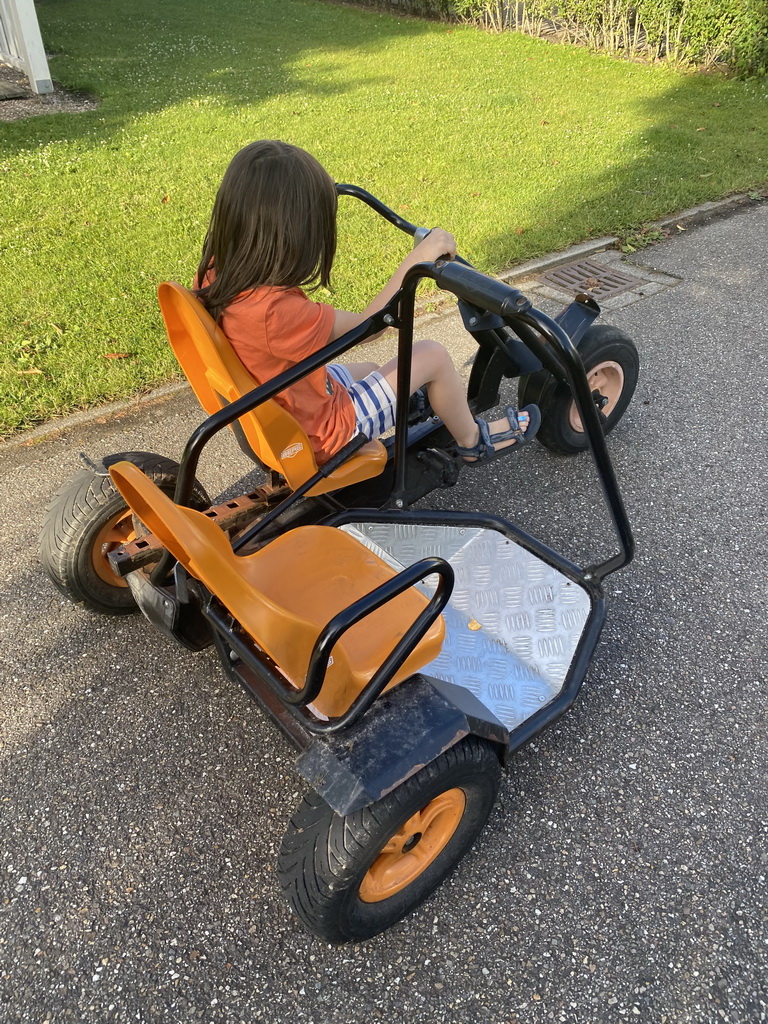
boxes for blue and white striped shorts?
[327,363,398,440]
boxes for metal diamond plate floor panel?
[342,523,592,732]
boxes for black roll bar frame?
[169,184,634,582]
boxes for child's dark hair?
[196,140,337,321]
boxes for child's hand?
[412,228,456,263]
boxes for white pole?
[0,0,53,94]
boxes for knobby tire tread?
[39,451,210,614]
[277,736,501,942]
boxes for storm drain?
[540,258,646,300]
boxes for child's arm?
[329,229,456,341]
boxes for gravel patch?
[0,60,97,121]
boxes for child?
[195,140,540,466]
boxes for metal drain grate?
[540,258,646,300]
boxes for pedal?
[417,447,461,488]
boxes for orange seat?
[109,461,444,720]
[157,282,387,497]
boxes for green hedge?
[337,0,768,75]
[515,0,768,76]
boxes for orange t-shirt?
[213,285,356,464]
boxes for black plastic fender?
[295,674,509,816]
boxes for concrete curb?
[652,191,762,232]
[3,192,759,453]
[1,382,191,452]
[500,191,761,283]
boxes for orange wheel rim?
[568,360,624,432]
[359,788,466,904]
[91,511,136,587]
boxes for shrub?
[339,0,768,75]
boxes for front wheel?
[38,451,210,615]
[518,324,639,455]
[277,736,501,943]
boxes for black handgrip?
[434,260,532,318]
[318,431,369,477]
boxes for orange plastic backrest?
[157,282,386,495]
[109,461,444,718]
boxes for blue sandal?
[454,404,541,465]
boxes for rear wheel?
[277,736,501,943]
[39,451,210,615]
[518,324,639,455]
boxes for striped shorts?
[327,363,398,440]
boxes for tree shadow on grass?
[2,0,433,157]
[0,0,441,430]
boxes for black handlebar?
[336,183,420,236]
[336,183,473,268]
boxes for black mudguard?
[295,674,509,816]
[124,566,213,652]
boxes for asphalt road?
[1,202,766,1023]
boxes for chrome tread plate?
[342,523,592,731]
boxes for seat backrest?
[158,281,320,488]
[109,458,324,668]
[157,282,386,494]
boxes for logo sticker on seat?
[281,443,304,460]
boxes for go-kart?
[39,187,636,943]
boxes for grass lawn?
[2,0,767,434]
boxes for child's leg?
[378,340,531,457]
[341,362,379,381]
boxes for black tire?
[277,736,502,943]
[518,324,639,455]
[38,451,211,615]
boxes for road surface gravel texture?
[1,202,766,1023]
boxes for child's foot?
[454,405,541,465]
